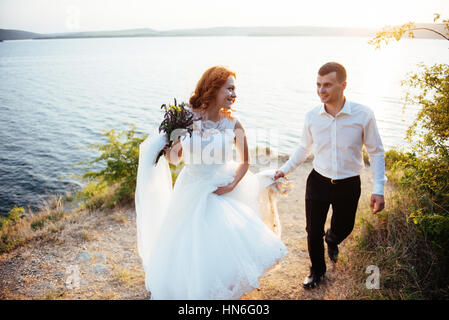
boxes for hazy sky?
[1,0,448,34]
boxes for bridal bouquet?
[154,98,196,165]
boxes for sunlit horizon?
[0,0,448,34]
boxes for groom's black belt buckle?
[329,176,359,184]
[313,169,359,184]
[331,177,346,184]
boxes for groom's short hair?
[318,62,347,83]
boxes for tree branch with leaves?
[368,13,449,49]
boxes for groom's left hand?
[370,194,385,214]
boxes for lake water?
[1,36,448,216]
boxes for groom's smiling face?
[316,72,346,105]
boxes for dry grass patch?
[0,195,71,254]
[111,264,142,288]
[110,210,127,224]
[80,229,96,242]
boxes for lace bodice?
[191,110,237,133]
[180,112,238,176]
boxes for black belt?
[312,169,359,185]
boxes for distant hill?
[156,26,380,37]
[36,28,159,39]
[0,29,41,40]
[0,24,446,41]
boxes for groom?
[274,62,386,289]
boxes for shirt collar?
[319,104,327,115]
[320,99,352,116]
[339,99,352,115]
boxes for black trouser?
[305,169,361,275]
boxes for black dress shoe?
[303,271,325,289]
[327,242,339,263]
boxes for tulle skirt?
[142,162,288,300]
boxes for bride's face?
[215,76,236,109]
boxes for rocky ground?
[0,157,375,300]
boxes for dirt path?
[243,160,373,299]
[0,159,374,300]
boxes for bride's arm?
[163,138,183,165]
[213,120,249,195]
[232,120,250,182]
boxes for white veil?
[134,131,172,264]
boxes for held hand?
[370,194,385,215]
[162,145,171,154]
[273,170,285,180]
[213,182,236,196]
[163,138,181,156]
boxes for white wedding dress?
[135,114,289,300]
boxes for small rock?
[29,289,39,296]
[75,250,92,263]
[92,264,108,274]
[37,281,55,291]
[33,269,44,276]
[93,252,106,263]
[54,272,64,278]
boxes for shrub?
[0,206,24,229]
[75,124,146,209]
[30,219,45,230]
[348,18,449,299]
[75,124,185,209]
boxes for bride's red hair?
[189,66,236,114]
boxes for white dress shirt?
[279,99,386,195]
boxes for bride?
[135,66,288,300]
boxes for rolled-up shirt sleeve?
[363,110,387,195]
[279,112,313,175]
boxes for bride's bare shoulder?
[233,118,244,131]
[226,115,243,132]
